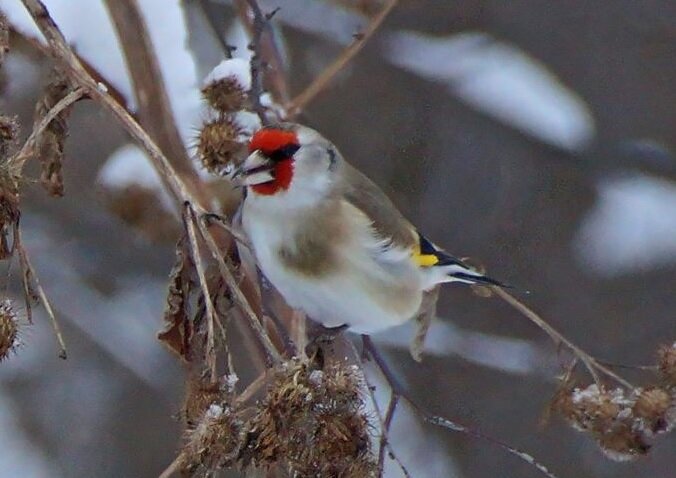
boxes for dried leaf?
[158,234,195,360]
[34,71,74,197]
[409,285,439,362]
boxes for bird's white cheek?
[242,170,274,186]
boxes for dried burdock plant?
[243,359,377,477]
[181,403,244,476]
[34,70,75,197]
[197,117,246,175]
[551,378,676,462]
[201,58,250,114]
[158,234,195,361]
[0,298,21,360]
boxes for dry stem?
[361,336,560,478]
[286,0,398,116]
[14,224,67,358]
[197,215,282,365]
[184,205,219,383]
[491,286,633,389]
[243,0,275,125]
[103,0,200,181]
[233,0,290,105]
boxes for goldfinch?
[236,123,503,334]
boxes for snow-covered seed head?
[183,376,227,428]
[197,118,244,175]
[244,359,376,476]
[596,423,650,462]
[202,59,251,113]
[180,403,242,474]
[0,299,20,360]
[632,387,674,435]
[657,342,676,387]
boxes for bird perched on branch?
[235,123,504,335]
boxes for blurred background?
[0,0,674,477]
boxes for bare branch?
[361,336,560,478]
[286,0,398,116]
[491,286,634,389]
[184,205,219,383]
[233,0,290,105]
[243,0,276,125]
[14,224,67,359]
[103,0,198,179]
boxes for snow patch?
[574,174,676,276]
[203,58,251,90]
[384,31,595,151]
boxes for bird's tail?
[440,264,507,287]
[416,234,509,288]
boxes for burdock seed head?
[196,117,245,175]
[201,59,251,114]
[244,359,376,476]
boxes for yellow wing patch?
[411,242,439,267]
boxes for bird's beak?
[232,150,275,186]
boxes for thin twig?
[8,87,85,173]
[184,205,219,383]
[243,0,276,125]
[157,453,183,478]
[235,371,267,406]
[202,212,252,250]
[286,0,398,116]
[233,0,290,105]
[491,286,634,389]
[362,336,560,478]
[103,0,200,180]
[14,224,67,359]
[345,338,411,478]
[377,392,400,477]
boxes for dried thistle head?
[0,299,20,360]
[244,359,376,476]
[657,342,676,387]
[202,58,250,114]
[552,383,620,433]
[183,376,228,428]
[551,381,676,462]
[180,403,243,476]
[196,118,245,175]
[632,387,675,436]
[202,79,247,114]
[596,421,650,462]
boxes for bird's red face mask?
[235,128,300,195]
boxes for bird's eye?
[268,143,300,162]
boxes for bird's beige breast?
[275,202,349,277]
